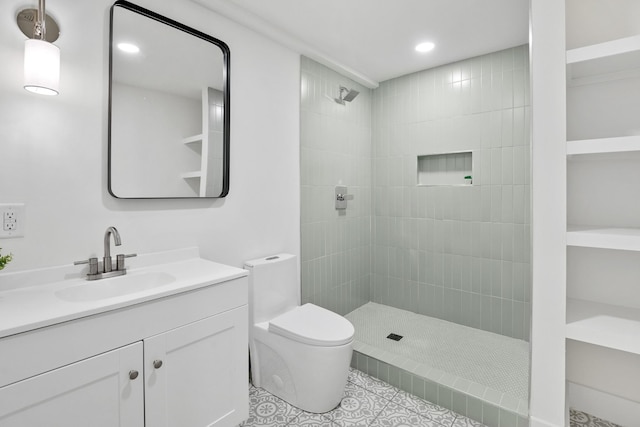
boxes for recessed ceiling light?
[415,42,435,53]
[117,43,140,54]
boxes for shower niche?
[417,151,473,186]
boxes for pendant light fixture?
[17,0,61,96]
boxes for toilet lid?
[268,303,355,346]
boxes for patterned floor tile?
[325,381,392,427]
[391,389,457,427]
[286,412,338,426]
[569,409,621,427]
[241,386,301,427]
[452,415,487,427]
[348,368,401,401]
[370,402,445,427]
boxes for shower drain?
[386,333,403,341]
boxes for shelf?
[567,135,640,156]
[182,134,203,145]
[417,151,473,186]
[567,35,640,84]
[567,226,640,251]
[180,171,201,179]
[566,298,640,355]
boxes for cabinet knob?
[129,370,139,380]
[153,360,163,369]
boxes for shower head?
[327,86,360,105]
[340,86,360,102]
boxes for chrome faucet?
[74,226,136,280]
[103,226,121,273]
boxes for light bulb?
[118,43,140,54]
[415,42,435,53]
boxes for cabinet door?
[144,305,248,427]
[0,342,143,427]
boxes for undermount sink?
[56,271,176,302]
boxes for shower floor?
[345,302,529,416]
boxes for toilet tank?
[244,253,299,324]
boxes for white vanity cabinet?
[0,259,249,427]
[144,306,248,426]
[0,342,144,426]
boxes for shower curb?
[351,348,530,427]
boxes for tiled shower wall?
[371,45,531,340]
[300,57,372,316]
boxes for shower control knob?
[153,360,163,369]
[129,370,139,380]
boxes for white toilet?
[245,254,354,413]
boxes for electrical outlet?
[0,204,25,238]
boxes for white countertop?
[0,248,248,339]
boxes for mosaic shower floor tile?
[242,368,488,427]
[345,302,530,417]
[345,302,529,401]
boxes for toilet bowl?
[245,254,354,413]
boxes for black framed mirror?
[108,1,230,199]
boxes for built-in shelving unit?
[567,135,640,155]
[179,87,223,197]
[566,298,640,355]
[567,34,640,85]
[567,226,640,251]
[180,88,210,197]
[564,1,640,424]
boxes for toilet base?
[250,324,353,413]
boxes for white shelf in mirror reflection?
[567,226,640,251]
[566,298,640,355]
[567,34,640,84]
[567,135,640,156]
[180,171,202,179]
[182,134,203,145]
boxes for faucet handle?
[116,253,137,271]
[74,257,99,275]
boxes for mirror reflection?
[109,1,229,199]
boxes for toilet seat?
[268,303,354,347]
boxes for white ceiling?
[195,0,529,87]
[112,4,224,99]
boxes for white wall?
[0,0,300,272]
